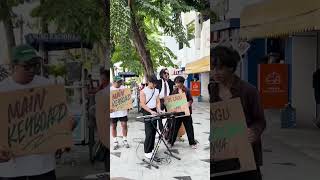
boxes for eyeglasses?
[164,72,169,75]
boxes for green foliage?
[111,42,144,76]
[110,0,130,44]
[0,0,26,21]
[47,63,67,77]
[31,0,105,44]
[187,21,195,41]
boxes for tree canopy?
[111,0,200,76]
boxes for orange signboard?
[191,81,201,96]
[258,64,289,109]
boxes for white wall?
[292,34,317,128]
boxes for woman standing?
[140,75,162,162]
[168,76,197,149]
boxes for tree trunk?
[1,0,16,64]
[129,1,155,77]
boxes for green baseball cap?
[113,76,123,82]
[11,44,41,64]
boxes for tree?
[111,0,195,77]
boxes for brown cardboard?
[211,98,256,176]
[110,88,133,111]
[164,93,190,116]
[0,85,73,156]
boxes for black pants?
[0,170,56,180]
[212,167,262,180]
[144,108,157,153]
[169,116,196,146]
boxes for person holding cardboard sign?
[110,76,130,150]
[156,68,175,132]
[209,46,266,180]
[0,45,74,180]
[140,75,162,162]
[167,76,197,149]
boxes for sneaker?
[191,144,197,149]
[113,142,119,150]
[123,140,130,148]
[145,155,161,163]
[178,136,185,142]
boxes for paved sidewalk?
[110,102,210,180]
[260,110,320,180]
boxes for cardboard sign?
[110,88,133,111]
[258,64,289,108]
[95,89,110,149]
[0,85,72,156]
[191,81,201,96]
[164,93,190,116]
[210,98,256,176]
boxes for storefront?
[240,0,320,127]
[185,56,210,102]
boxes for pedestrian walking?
[209,46,266,180]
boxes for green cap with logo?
[113,76,123,82]
[11,44,41,64]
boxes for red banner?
[258,64,289,109]
[191,81,201,96]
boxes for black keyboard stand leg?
[156,118,181,161]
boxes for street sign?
[191,81,201,96]
[258,64,289,108]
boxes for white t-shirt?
[110,85,128,118]
[143,87,159,109]
[0,76,56,177]
[159,79,170,99]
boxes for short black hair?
[147,75,158,84]
[159,68,168,78]
[211,46,240,72]
[174,76,185,84]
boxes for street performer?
[140,75,162,162]
[167,76,197,149]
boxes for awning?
[185,56,210,74]
[240,0,320,39]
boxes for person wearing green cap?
[110,76,130,150]
[0,45,74,180]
